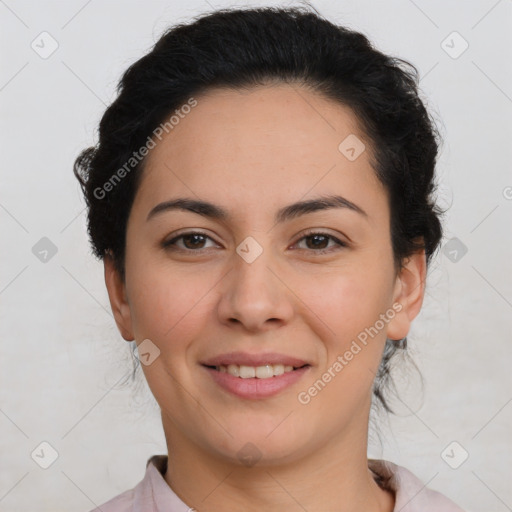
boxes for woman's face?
[105,84,425,465]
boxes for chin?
[207,422,309,466]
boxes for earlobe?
[103,253,135,341]
[386,249,427,341]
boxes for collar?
[126,454,464,511]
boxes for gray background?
[1,1,511,511]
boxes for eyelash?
[162,230,347,255]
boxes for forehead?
[135,84,387,225]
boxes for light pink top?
[90,455,465,511]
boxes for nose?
[216,247,294,333]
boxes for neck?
[162,411,395,512]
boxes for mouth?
[200,352,311,399]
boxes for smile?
[202,363,310,399]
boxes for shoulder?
[88,487,135,512]
[368,459,466,511]
[88,455,184,512]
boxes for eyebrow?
[146,194,368,223]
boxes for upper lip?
[201,352,310,368]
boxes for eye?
[162,230,347,254]
[292,231,347,254]
[162,231,219,251]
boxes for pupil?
[185,234,204,249]
[309,235,327,249]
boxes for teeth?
[227,364,239,377]
[239,365,255,378]
[217,363,299,379]
[255,365,273,379]
[273,364,285,376]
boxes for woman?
[74,6,465,511]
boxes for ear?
[386,248,427,341]
[104,252,135,341]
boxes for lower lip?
[203,365,310,399]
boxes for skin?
[104,83,426,512]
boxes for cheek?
[295,273,388,419]
[300,267,388,343]
[127,267,214,400]
[126,262,211,347]
[298,267,392,406]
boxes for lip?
[200,352,311,400]
[203,365,310,399]
[201,351,309,368]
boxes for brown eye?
[181,234,207,249]
[162,232,217,251]
[294,232,346,254]
[304,234,329,249]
